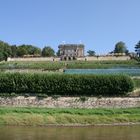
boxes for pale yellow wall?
[77,56,130,61]
[7,57,61,62]
[7,56,130,62]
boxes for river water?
[64,68,140,76]
[0,125,140,140]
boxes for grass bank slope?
[0,60,139,70]
[0,107,140,126]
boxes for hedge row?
[0,73,134,96]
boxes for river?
[0,125,140,140]
[64,68,140,76]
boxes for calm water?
[0,125,140,140]
[64,69,140,76]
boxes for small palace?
[58,44,85,60]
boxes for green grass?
[67,60,140,69]
[0,60,139,71]
[0,61,65,70]
[0,107,140,126]
[133,78,140,89]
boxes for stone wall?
[7,56,130,62]
[0,96,140,108]
[77,56,130,61]
[7,57,59,62]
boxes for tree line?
[0,40,140,61]
[0,40,55,61]
[87,41,140,57]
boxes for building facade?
[58,44,84,60]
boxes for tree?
[56,50,61,56]
[87,50,96,56]
[32,47,41,56]
[42,46,55,57]
[0,40,12,61]
[0,52,4,61]
[114,41,128,54]
[11,45,17,57]
[17,46,28,57]
[135,41,140,57]
[17,44,41,57]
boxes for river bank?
[0,107,140,126]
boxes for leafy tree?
[32,47,41,55]
[135,41,140,57]
[0,40,12,61]
[87,50,96,56]
[56,50,61,56]
[17,46,28,57]
[0,52,4,61]
[11,45,17,57]
[0,41,42,60]
[114,41,128,54]
[42,46,55,57]
[17,44,41,57]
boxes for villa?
[58,44,85,60]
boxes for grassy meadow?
[0,60,139,70]
[133,78,140,89]
[0,107,140,126]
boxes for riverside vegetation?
[0,60,140,126]
[0,73,134,96]
[0,60,140,71]
[0,107,140,126]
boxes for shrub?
[79,96,88,102]
[37,94,48,99]
[51,95,61,100]
[0,73,134,96]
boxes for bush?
[79,96,88,102]
[0,73,134,96]
[51,95,61,100]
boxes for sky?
[0,0,140,55]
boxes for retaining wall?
[0,97,140,108]
[7,56,131,62]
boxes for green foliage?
[79,96,88,102]
[0,61,65,70]
[114,41,128,54]
[51,95,61,100]
[17,44,41,57]
[37,94,48,98]
[0,107,140,126]
[135,41,140,57]
[0,40,12,61]
[0,60,138,71]
[0,52,4,61]
[133,78,140,89]
[42,46,55,57]
[0,40,42,61]
[11,45,17,57]
[66,60,140,69]
[0,73,134,96]
[17,46,28,56]
[1,107,140,115]
[56,50,61,56]
[87,50,96,56]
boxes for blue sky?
[0,0,140,55]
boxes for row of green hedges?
[0,73,134,96]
